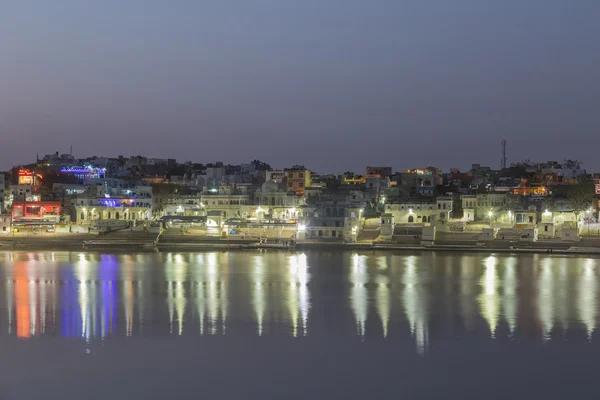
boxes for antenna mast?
[501,139,507,169]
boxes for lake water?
[0,250,599,399]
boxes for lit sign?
[18,169,34,185]
[60,166,106,180]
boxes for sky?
[1,0,600,174]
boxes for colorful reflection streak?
[0,251,598,355]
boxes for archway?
[408,216,414,223]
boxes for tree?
[567,186,594,228]
[540,197,555,213]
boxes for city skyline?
[2,0,600,173]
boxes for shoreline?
[2,238,600,256]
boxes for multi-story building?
[461,193,508,222]
[342,172,365,185]
[0,214,10,233]
[10,185,37,202]
[266,170,285,184]
[200,192,252,219]
[366,166,392,177]
[253,180,302,219]
[161,195,203,216]
[384,196,453,224]
[12,201,62,226]
[285,166,312,195]
[398,167,442,197]
[71,196,152,223]
[299,192,365,240]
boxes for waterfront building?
[384,196,452,225]
[460,193,509,222]
[299,191,365,241]
[12,201,62,227]
[71,196,151,223]
[253,180,302,219]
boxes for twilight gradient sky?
[1,0,600,174]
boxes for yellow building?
[285,166,312,195]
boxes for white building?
[0,214,10,233]
[385,196,452,224]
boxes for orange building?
[285,166,312,195]
[12,201,62,223]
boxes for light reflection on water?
[1,251,600,354]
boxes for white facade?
[385,197,452,224]
[10,185,37,202]
[0,214,10,233]
[135,185,153,208]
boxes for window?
[529,216,533,223]
[544,225,548,232]
[80,212,84,220]
[332,231,336,237]
[318,230,323,237]
[438,204,441,209]
[408,216,414,223]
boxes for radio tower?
[501,139,507,169]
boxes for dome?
[261,180,280,193]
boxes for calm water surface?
[0,250,599,399]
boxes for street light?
[488,210,493,227]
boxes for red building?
[12,201,62,224]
